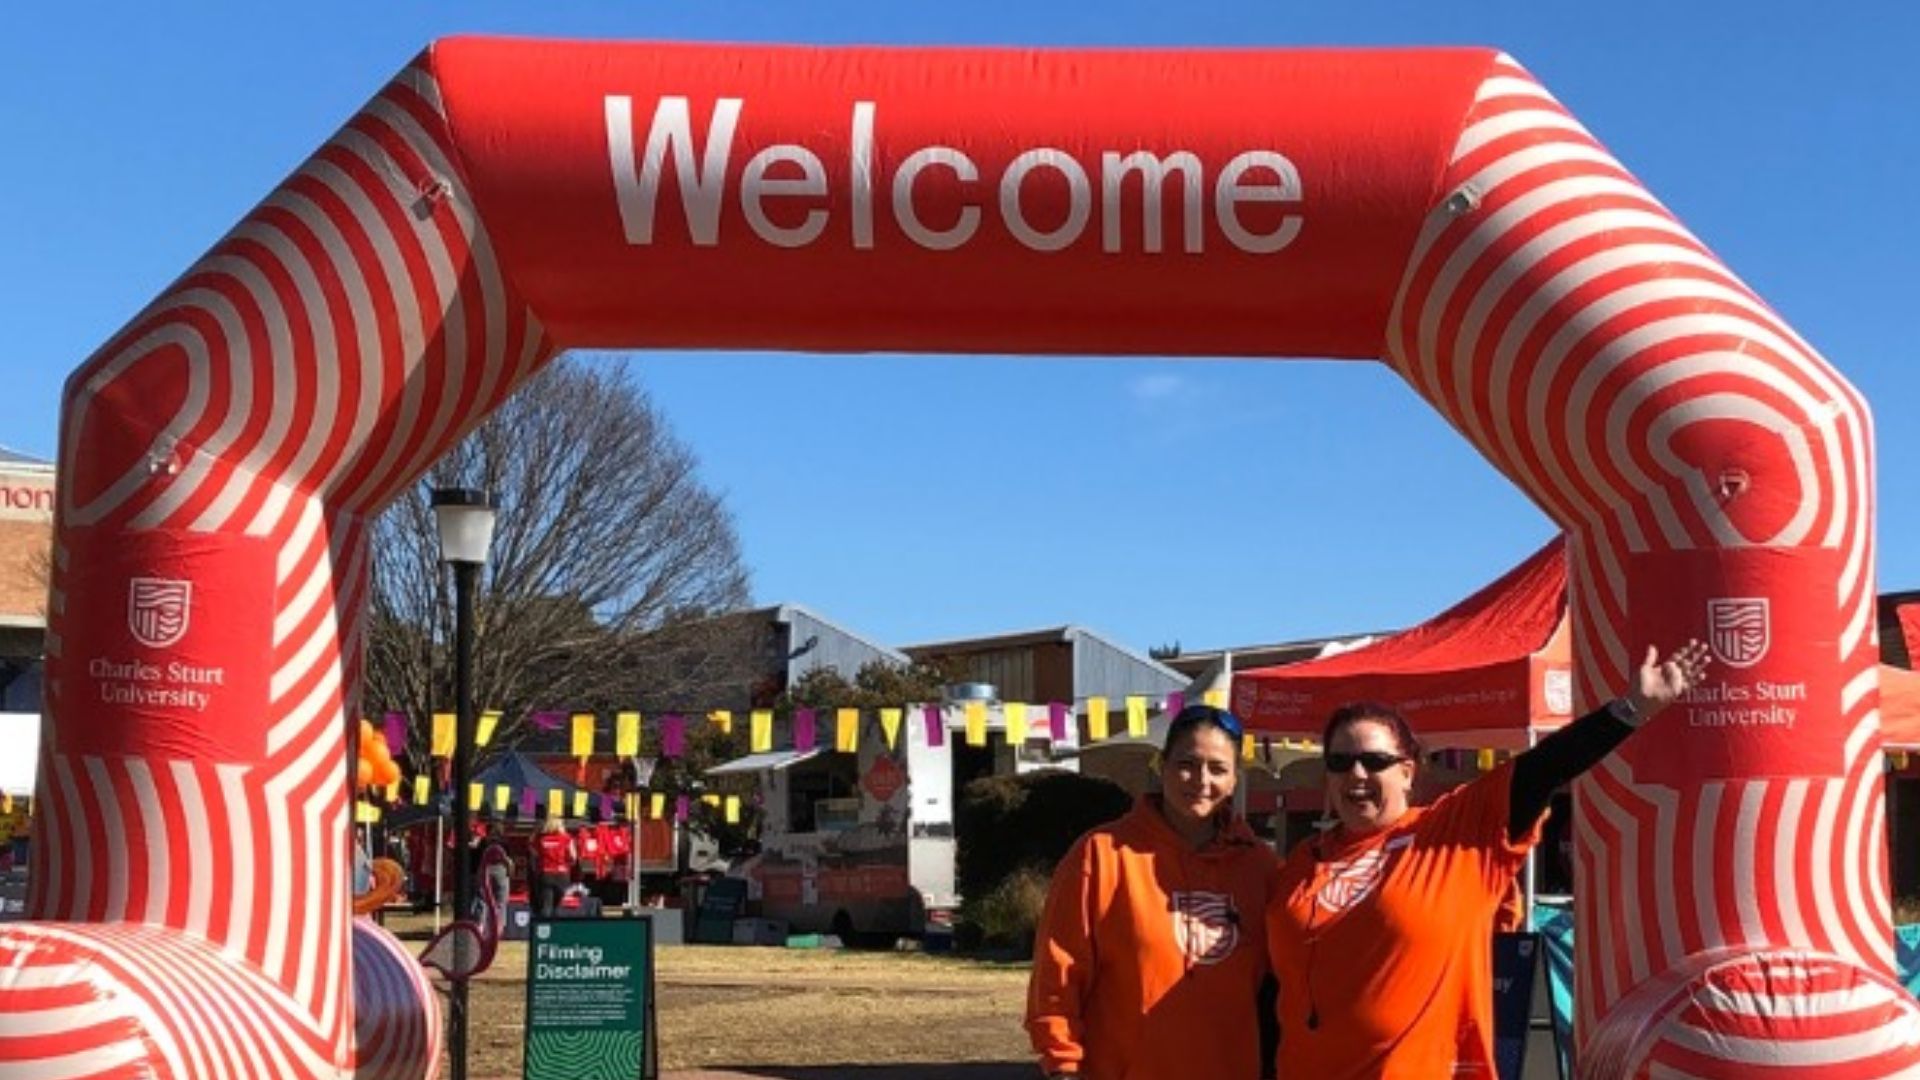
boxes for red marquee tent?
[1234,539,1920,752]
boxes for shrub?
[954,768,1131,950]
[964,866,1054,952]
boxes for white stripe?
[1698,978,1901,1018]
[170,759,215,938]
[82,757,128,921]
[1691,782,1725,950]
[0,1040,147,1079]
[218,764,257,959]
[1585,765,1652,985]
[1811,777,1850,954]
[1731,781,1769,945]
[1660,1012,1920,1067]
[61,320,214,528]
[128,286,256,531]
[125,758,172,926]
[185,252,299,534]
[1774,780,1811,946]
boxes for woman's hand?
[1627,639,1712,716]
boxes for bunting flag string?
[1005,702,1029,743]
[476,709,501,748]
[836,708,859,753]
[879,707,902,750]
[922,704,944,748]
[431,713,456,757]
[751,709,774,753]
[795,707,817,752]
[708,710,733,735]
[1088,697,1110,741]
[616,711,642,757]
[1126,696,1148,738]
[964,701,987,747]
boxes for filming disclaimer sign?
[522,916,657,1080]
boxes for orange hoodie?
[1026,795,1278,1079]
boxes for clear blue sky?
[3,2,1914,655]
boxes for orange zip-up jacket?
[1026,795,1278,1079]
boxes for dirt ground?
[389,922,1035,1078]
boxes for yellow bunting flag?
[413,776,431,806]
[725,796,741,824]
[467,783,484,811]
[475,710,500,748]
[493,785,511,813]
[1204,689,1227,709]
[432,713,456,757]
[751,710,774,753]
[1126,696,1148,738]
[570,713,595,759]
[355,801,381,824]
[384,780,400,803]
[1005,702,1029,743]
[549,789,565,818]
[1476,749,1496,772]
[965,701,987,747]
[1088,697,1110,741]
[879,708,902,750]
[708,710,733,735]
[702,793,722,809]
[650,793,666,819]
[1242,733,1256,761]
[837,708,860,753]
[573,791,589,818]
[1,794,11,815]
[616,711,641,757]
[625,793,640,819]
[1895,750,1912,770]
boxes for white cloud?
[1128,373,1189,402]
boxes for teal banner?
[523,916,656,1080]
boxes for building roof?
[0,447,52,471]
[902,624,1181,677]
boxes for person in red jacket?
[1026,704,1279,1080]
[534,814,577,917]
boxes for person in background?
[533,814,576,918]
[1026,704,1279,1080]
[1267,641,1709,1078]
[473,823,512,932]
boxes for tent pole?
[433,812,444,935]
[1524,727,1538,923]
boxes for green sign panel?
[523,916,656,1080]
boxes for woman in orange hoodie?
[1026,704,1279,1079]
[1267,640,1709,1078]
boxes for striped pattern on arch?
[1385,55,1906,1067]
[5,55,550,1078]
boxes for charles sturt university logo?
[1707,597,1769,669]
[128,577,192,648]
[1170,891,1241,965]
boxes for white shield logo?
[1170,890,1240,965]
[1707,597,1770,669]
[1543,668,1573,715]
[128,577,192,648]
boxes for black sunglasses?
[1324,750,1408,774]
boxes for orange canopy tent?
[1234,538,1920,752]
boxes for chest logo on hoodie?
[1171,891,1240,965]
[1316,834,1410,914]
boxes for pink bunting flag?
[531,711,564,732]
[382,711,409,757]
[599,793,615,820]
[519,787,537,817]
[794,708,817,752]
[923,704,944,748]
[1048,702,1069,741]
[674,795,691,823]
[1166,691,1185,717]
[662,714,686,758]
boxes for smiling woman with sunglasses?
[1266,639,1711,1079]
[1026,704,1279,1080]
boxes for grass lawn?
[376,916,1035,1076]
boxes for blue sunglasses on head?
[1172,704,1243,741]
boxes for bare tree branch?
[362,356,752,760]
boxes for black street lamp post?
[431,486,495,1080]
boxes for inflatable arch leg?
[0,39,1911,1078]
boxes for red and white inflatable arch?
[1,37,1911,1078]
